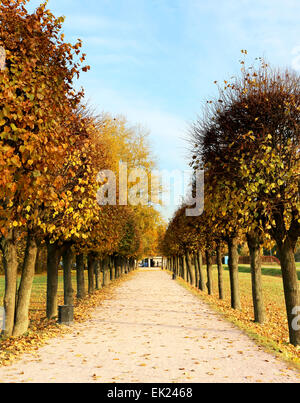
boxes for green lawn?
[0,272,82,310]
[223,264,300,280]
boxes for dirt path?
[0,269,299,383]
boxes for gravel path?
[0,269,299,383]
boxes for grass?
[0,271,86,313]
[173,265,300,369]
[225,264,300,280]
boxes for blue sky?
[28,0,300,218]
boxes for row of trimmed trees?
[0,0,163,337]
[162,57,300,346]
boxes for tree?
[0,0,87,336]
[191,57,300,344]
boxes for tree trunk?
[118,258,122,277]
[196,251,205,291]
[108,256,113,280]
[35,246,47,274]
[205,250,213,295]
[87,253,96,294]
[227,237,241,310]
[193,254,198,288]
[127,258,130,273]
[118,257,121,277]
[102,257,110,286]
[182,255,188,282]
[112,256,116,279]
[76,254,85,299]
[119,257,124,276]
[46,242,62,319]
[192,253,197,286]
[106,266,111,284]
[34,246,41,274]
[130,258,132,272]
[180,255,185,279]
[171,256,175,277]
[277,238,300,346]
[62,247,74,306]
[247,232,265,324]
[102,260,106,287]
[185,251,195,286]
[216,244,224,300]
[1,230,18,337]
[115,256,120,279]
[123,258,128,274]
[95,259,101,289]
[13,233,38,337]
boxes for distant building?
[141,257,163,268]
